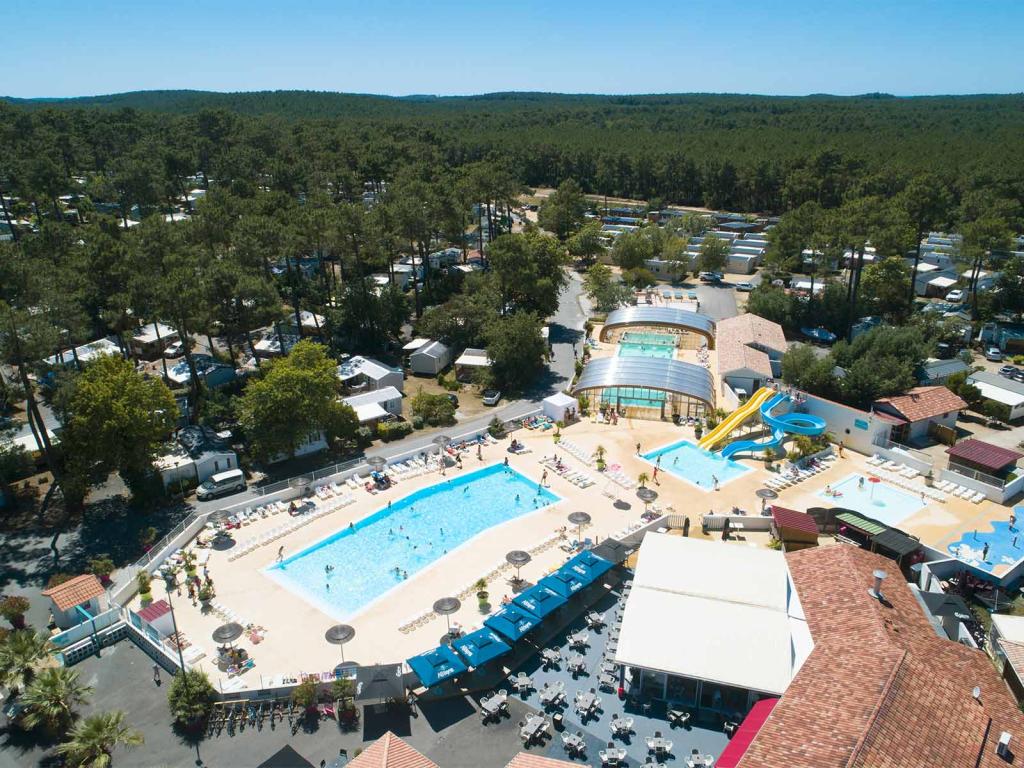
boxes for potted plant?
[925,470,934,487]
[137,571,153,605]
[637,472,650,489]
[475,577,490,613]
[0,596,30,629]
[595,445,607,472]
[182,551,197,579]
[694,422,703,440]
[291,679,319,716]
[197,584,215,607]
[89,555,116,586]
[764,448,776,470]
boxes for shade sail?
[566,551,614,584]
[484,603,542,642]
[406,645,468,688]
[714,698,780,768]
[452,628,512,668]
[512,584,567,619]
[540,570,586,599]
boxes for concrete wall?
[907,412,957,442]
[798,393,891,455]
[940,468,1024,504]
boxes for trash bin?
[552,712,564,731]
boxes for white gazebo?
[542,392,579,422]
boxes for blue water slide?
[719,392,826,459]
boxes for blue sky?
[7,0,1023,98]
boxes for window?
[641,669,666,699]
[666,675,698,706]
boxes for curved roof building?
[573,356,715,414]
[599,306,716,349]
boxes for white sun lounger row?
[765,456,836,490]
[209,600,249,627]
[227,494,356,560]
[558,439,595,466]
[604,468,636,489]
[540,456,595,487]
[226,501,289,527]
[934,479,985,503]
[865,457,953,502]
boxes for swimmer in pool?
[515,494,520,502]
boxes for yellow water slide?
[698,386,776,452]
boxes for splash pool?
[947,507,1024,573]
[642,439,751,490]
[266,465,560,618]
[818,473,926,527]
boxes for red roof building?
[347,732,438,768]
[872,386,966,444]
[41,574,107,630]
[947,438,1024,474]
[736,545,1024,768]
[504,755,578,768]
[770,506,819,550]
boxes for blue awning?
[452,628,512,668]
[566,551,614,585]
[540,569,586,598]
[406,645,468,688]
[512,584,566,619]
[484,603,542,642]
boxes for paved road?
[192,272,589,517]
[693,281,739,322]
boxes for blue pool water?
[818,473,926,527]
[947,507,1024,573]
[266,465,560,618]
[641,440,751,490]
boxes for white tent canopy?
[351,402,389,423]
[403,338,431,352]
[614,534,813,696]
[542,392,579,422]
[928,275,958,289]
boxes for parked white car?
[985,347,1003,362]
[944,289,964,303]
[482,389,502,406]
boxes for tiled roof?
[716,315,785,378]
[41,574,104,611]
[947,438,1023,471]
[347,732,438,768]
[738,545,1024,768]
[770,506,819,536]
[872,386,966,424]
[717,313,788,354]
[136,599,171,624]
[504,755,578,768]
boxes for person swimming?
[515,494,520,502]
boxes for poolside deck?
[135,413,1012,691]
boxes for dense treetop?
[4,91,1024,212]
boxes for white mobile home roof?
[455,349,491,367]
[614,534,812,695]
[132,322,178,345]
[928,276,958,289]
[43,337,121,367]
[337,356,401,382]
[402,338,431,352]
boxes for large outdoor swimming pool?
[266,465,560,618]
[641,440,751,490]
[818,473,926,527]
[947,506,1024,573]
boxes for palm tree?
[0,630,52,693]
[637,472,650,488]
[21,666,93,731]
[57,711,144,768]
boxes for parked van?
[196,468,246,501]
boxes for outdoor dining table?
[568,630,590,648]
[647,736,673,754]
[539,683,565,707]
[575,691,597,714]
[567,653,587,672]
[481,692,507,715]
[512,673,533,692]
[541,648,562,665]
[563,732,585,753]
[601,746,627,765]
[524,714,548,740]
[686,757,711,768]
[586,611,605,627]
